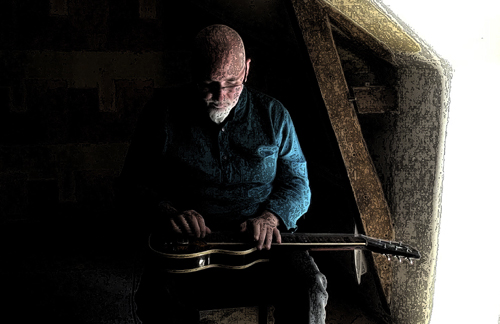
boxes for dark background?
[1,0,395,322]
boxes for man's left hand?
[240,211,282,250]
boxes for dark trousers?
[135,250,328,324]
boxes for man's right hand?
[168,210,211,238]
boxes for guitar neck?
[206,232,365,247]
[278,233,367,251]
[198,232,420,259]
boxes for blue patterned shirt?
[121,85,310,230]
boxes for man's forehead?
[199,55,245,81]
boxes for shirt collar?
[231,86,248,122]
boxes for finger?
[176,214,192,235]
[257,225,266,250]
[185,211,201,238]
[253,220,261,241]
[273,227,282,244]
[196,215,208,238]
[240,221,247,232]
[191,212,208,238]
[265,227,273,250]
[169,218,182,234]
[205,226,212,234]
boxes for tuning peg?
[384,254,392,261]
[407,258,414,265]
[396,255,403,263]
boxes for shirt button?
[222,155,227,160]
[221,127,225,132]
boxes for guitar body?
[149,232,420,274]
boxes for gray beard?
[208,107,232,124]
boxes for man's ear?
[245,58,251,82]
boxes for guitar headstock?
[359,234,421,264]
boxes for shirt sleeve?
[264,105,311,230]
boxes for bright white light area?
[381,1,500,323]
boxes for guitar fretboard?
[201,232,367,246]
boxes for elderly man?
[119,25,328,324]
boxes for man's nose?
[210,85,223,101]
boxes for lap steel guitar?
[148,232,421,274]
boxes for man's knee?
[315,272,328,292]
[308,271,328,303]
[311,272,328,301]
[300,253,328,292]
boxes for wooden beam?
[289,0,395,305]
[318,1,396,64]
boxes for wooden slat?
[352,85,398,114]
[318,1,396,64]
[289,0,395,304]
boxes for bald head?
[192,25,251,124]
[194,24,246,79]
